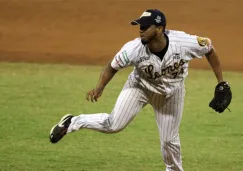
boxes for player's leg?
[50,80,148,143]
[67,87,148,133]
[151,87,185,171]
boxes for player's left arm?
[205,45,232,113]
[186,35,224,83]
[205,48,224,83]
[206,48,232,113]
[186,34,232,112]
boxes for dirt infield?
[0,0,242,71]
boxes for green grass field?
[0,62,242,171]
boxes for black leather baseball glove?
[209,81,232,113]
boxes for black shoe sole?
[49,114,73,143]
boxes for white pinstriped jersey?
[111,30,213,95]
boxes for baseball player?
[49,9,230,171]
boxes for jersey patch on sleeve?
[111,50,131,70]
[197,37,210,47]
[115,55,124,68]
[122,51,130,64]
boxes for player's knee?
[105,118,125,133]
[161,134,180,148]
[107,128,122,133]
[107,125,124,133]
[161,141,171,148]
[160,132,180,142]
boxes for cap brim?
[131,17,151,26]
[131,19,141,25]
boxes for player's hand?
[86,87,104,102]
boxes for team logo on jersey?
[144,59,186,79]
[197,37,210,47]
[139,56,150,63]
[172,53,180,59]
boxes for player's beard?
[141,32,157,45]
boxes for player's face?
[139,25,158,44]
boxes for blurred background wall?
[0,0,242,71]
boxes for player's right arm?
[86,62,118,102]
[86,39,139,102]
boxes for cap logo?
[140,12,151,18]
[155,16,161,23]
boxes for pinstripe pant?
[67,80,185,171]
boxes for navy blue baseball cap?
[131,9,166,27]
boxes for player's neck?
[148,33,167,53]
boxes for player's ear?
[156,26,163,34]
